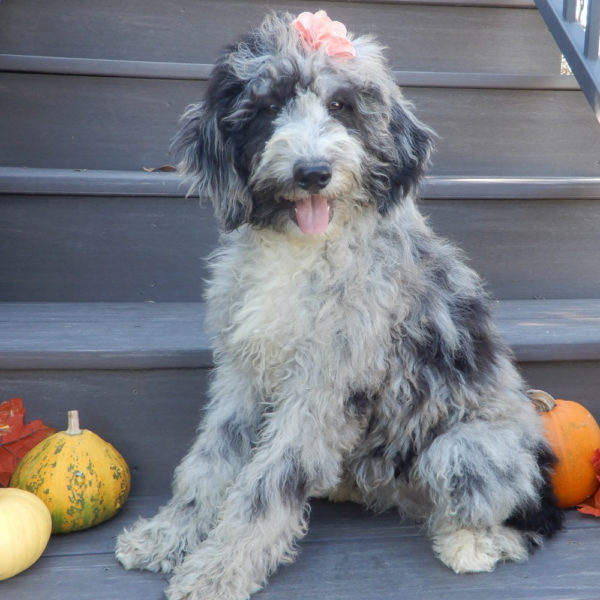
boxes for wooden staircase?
[1,1,600,599]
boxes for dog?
[116,11,563,600]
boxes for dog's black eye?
[263,103,280,117]
[328,100,344,112]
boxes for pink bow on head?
[291,10,356,59]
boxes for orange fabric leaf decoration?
[577,448,600,517]
[0,398,56,486]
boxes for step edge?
[329,0,537,6]
[0,349,213,370]
[2,168,600,199]
[0,54,577,90]
[1,301,600,369]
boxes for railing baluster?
[563,0,578,21]
[536,0,600,121]
[585,0,600,59]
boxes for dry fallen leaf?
[142,165,178,173]
[0,398,56,486]
[577,448,600,517]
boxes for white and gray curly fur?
[116,12,563,600]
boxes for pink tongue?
[295,195,330,235]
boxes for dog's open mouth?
[288,195,334,235]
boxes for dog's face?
[173,12,433,235]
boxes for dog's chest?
[209,232,389,386]
[227,244,341,346]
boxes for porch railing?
[535,0,600,121]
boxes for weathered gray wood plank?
[12,495,600,561]
[520,360,600,414]
[0,54,215,80]
[421,198,600,300]
[0,300,598,495]
[2,73,598,175]
[0,369,208,495]
[1,301,600,369]
[0,194,216,302]
[1,55,579,90]
[4,168,600,199]
[407,86,600,177]
[423,175,600,199]
[0,1,558,73]
[494,299,600,361]
[0,168,188,197]
[0,303,210,369]
[3,193,600,301]
[2,359,599,498]
[1,496,599,600]
[0,74,190,171]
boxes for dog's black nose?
[293,162,332,191]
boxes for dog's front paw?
[433,525,528,574]
[166,542,263,600]
[116,516,187,574]
[166,576,254,600]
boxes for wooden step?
[2,300,599,600]
[2,301,600,370]
[2,67,597,175]
[0,0,558,73]
[0,496,598,600]
[0,303,210,370]
[0,3,592,177]
[1,300,599,494]
[4,167,600,198]
[2,168,600,301]
[2,3,599,600]
[1,367,208,497]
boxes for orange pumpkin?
[529,389,600,508]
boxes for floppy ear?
[373,96,435,215]
[390,100,434,197]
[171,70,253,231]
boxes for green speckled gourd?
[10,410,130,534]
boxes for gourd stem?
[66,410,82,435]
[527,389,557,413]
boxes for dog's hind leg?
[165,391,359,600]
[116,365,261,574]
[416,417,560,573]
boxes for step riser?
[0,195,214,302]
[2,195,600,301]
[423,198,600,300]
[0,1,557,72]
[2,73,597,176]
[0,369,208,496]
[1,360,598,495]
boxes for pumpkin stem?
[527,389,557,413]
[66,410,82,435]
